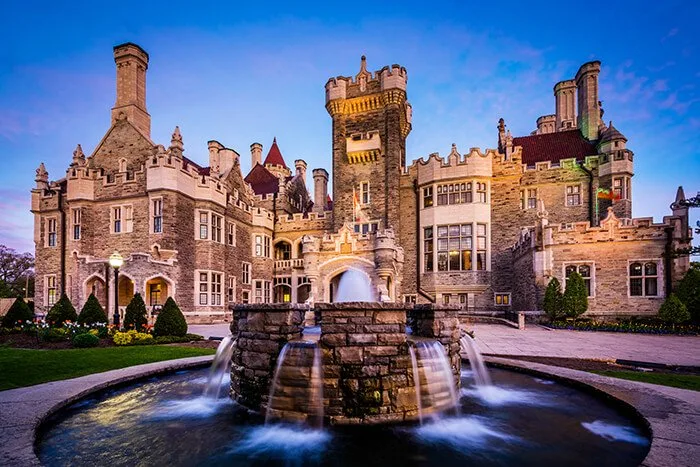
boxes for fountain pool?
[37,363,650,466]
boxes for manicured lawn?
[0,346,215,391]
[593,370,700,392]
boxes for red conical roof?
[263,137,287,167]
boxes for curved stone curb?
[484,356,700,467]
[0,355,214,467]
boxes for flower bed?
[548,319,700,335]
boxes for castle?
[31,43,692,322]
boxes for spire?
[356,55,371,91]
[71,144,86,166]
[35,162,49,189]
[170,125,184,155]
[263,137,287,167]
[674,186,686,205]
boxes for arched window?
[629,262,658,296]
[275,241,292,260]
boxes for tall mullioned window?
[566,185,581,206]
[152,199,163,233]
[629,262,658,297]
[198,272,208,305]
[227,223,236,246]
[565,263,593,297]
[227,276,236,303]
[46,275,57,306]
[423,187,434,208]
[72,209,81,240]
[211,272,222,305]
[423,227,434,272]
[242,262,251,285]
[476,224,487,270]
[199,212,209,239]
[436,224,472,271]
[211,214,223,243]
[476,182,487,203]
[113,207,122,233]
[360,181,370,204]
[436,183,472,206]
[47,218,57,247]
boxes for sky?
[0,0,698,254]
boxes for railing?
[274,258,304,269]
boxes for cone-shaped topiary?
[543,277,564,320]
[562,272,588,318]
[1,297,34,327]
[675,268,700,323]
[46,293,78,326]
[123,293,148,331]
[658,293,690,324]
[77,293,108,325]
[153,297,187,337]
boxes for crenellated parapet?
[404,144,496,185]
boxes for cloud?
[661,28,679,42]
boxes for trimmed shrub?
[543,277,564,320]
[73,333,99,348]
[658,293,690,324]
[42,327,69,342]
[1,297,34,327]
[46,294,78,326]
[77,294,108,325]
[153,297,187,337]
[562,272,588,318]
[123,293,148,331]
[675,268,700,323]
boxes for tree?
[0,245,34,298]
[562,272,588,318]
[658,293,690,325]
[153,297,187,337]
[77,293,108,325]
[675,268,700,323]
[669,192,700,257]
[543,277,564,320]
[46,293,78,326]
[123,293,148,331]
[1,297,34,327]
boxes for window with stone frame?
[71,208,81,240]
[442,294,451,305]
[404,295,417,304]
[211,213,223,243]
[436,182,472,206]
[152,198,163,234]
[242,262,251,285]
[241,290,250,304]
[47,218,57,247]
[629,262,658,297]
[199,211,209,239]
[476,182,487,203]
[112,206,122,234]
[123,206,133,232]
[227,276,236,303]
[264,281,271,303]
[476,224,487,270]
[254,234,271,257]
[198,272,208,305]
[46,275,57,307]
[423,227,434,272]
[494,293,511,306]
[566,185,581,206]
[227,222,236,246]
[353,222,378,234]
[565,263,594,297]
[436,224,472,271]
[423,186,434,208]
[613,176,630,201]
[360,181,370,205]
[254,280,271,303]
[211,272,222,305]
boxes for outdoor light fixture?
[109,252,124,327]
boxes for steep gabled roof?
[512,129,598,165]
[244,163,279,195]
[263,137,287,167]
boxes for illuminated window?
[476,224,487,270]
[46,275,57,306]
[423,186,434,208]
[437,224,472,271]
[494,293,511,306]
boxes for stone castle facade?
[31,43,692,322]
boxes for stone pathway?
[471,323,700,366]
[190,322,700,366]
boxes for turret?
[111,42,151,138]
[575,61,601,141]
[294,159,307,184]
[70,144,86,167]
[208,140,224,175]
[35,163,49,190]
[535,115,556,134]
[169,126,184,158]
[250,143,262,167]
[597,121,633,219]
[312,168,328,213]
[554,79,577,130]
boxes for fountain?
[203,335,236,399]
[409,340,460,423]
[460,334,492,387]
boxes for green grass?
[0,346,215,391]
[593,370,700,392]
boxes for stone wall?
[409,304,461,382]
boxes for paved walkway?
[190,322,700,366]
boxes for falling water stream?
[203,335,236,399]
[460,334,492,387]
[409,340,460,424]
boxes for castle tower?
[263,138,292,179]
[325,56,411,231]
[294,159,307,183]
[575,61,601,141]
[312,168,328,213]
[554,79,577,130]
[597,121,633,219]
[250,143,263,167]
[111,43,151,138]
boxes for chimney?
[575,61,601,141]
[294,159,307,184]
[554,79,577,130]
[250,143,262,168]
[111,43,151,138]
[208,140,224,175]
[312,168,329,212]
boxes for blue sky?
[0,1,698,254]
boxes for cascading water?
[460,334,492,387]
[409,340,459,424]
[265,341,324,428]
[203,335,236,399]
[334,268,374,302]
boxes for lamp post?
[108,252,124,328]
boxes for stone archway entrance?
[145,277,170,307]
[85,276,107,309]
[118,276,135,307]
